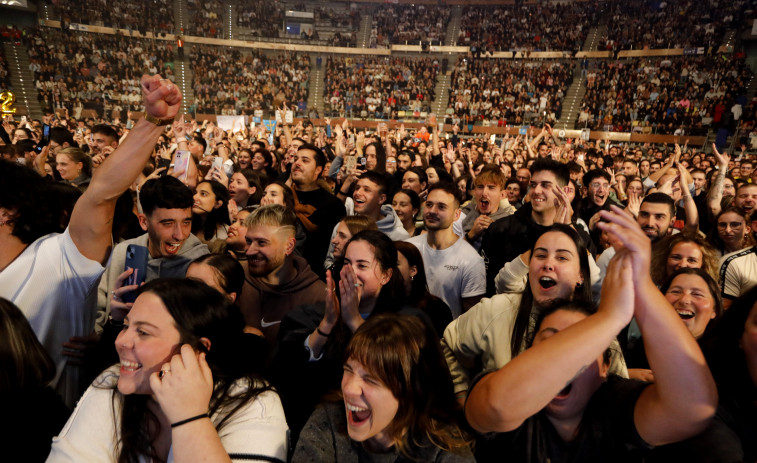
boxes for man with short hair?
[406,183,486,318]
[0,75,181,405]
[515,167,531,192]
[578,169,624,248]
[457,167,514,251]
[691,168,707,197]
[236,205,325,354]
[720,211,757,308]
[397,151,414,172]
[291,143,346,277]
[96,176,210,332]
[481,159,585,296]
[622,159,638,177]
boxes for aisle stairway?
[582,25,606,52]
[356,13,372,48]
[307,55,324,116]
[432,73,451,117]
[174,0,187,35]
[175,57,195,116]
[554,64,585,130]
[2,42,42,119]
[444,6,463,46]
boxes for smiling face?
[353,178,385,217]
[587,176,610,207]
[664,273,717,339]
[665,241,703,277]
[735,185,757,215]
[115,292,181,395]
[392,191,417,227]
[56,153,83,181]
[536,309,608,424]
[225,210,251,251]
[245,223,293,278]
[529,231,583,306]
[341,357,399,451]
[193,182,221,216]
[140,207,192,257]
[237,151,252,169]
[344,239,391,303]
[637,202,673,241]
[528,170,559,215]
[251,152,268,171]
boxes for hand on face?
[149,344,213,424]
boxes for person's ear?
[380,268,393,286]
[285,236,296,256]
[227,292,237,304]
[137,213,149,231]
[199,337,211,352]
[378,193,387,206]
[214,199,223,210]
[409,265,418,280]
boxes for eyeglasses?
[590,182,610,190]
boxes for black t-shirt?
[294,187,346,278]
[474,376,651,463]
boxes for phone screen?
[173,150,190,182]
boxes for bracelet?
[317,327,331,337]
[338,189,350,196]
[171,412,210,428]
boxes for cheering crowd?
[1,67,756,461]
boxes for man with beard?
[290,144,346,278]
[236,204,325,358]
[406,183,486,318]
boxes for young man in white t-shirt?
[406,182,486,318]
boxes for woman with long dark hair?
[191,180,231,244]
[274,230,429,440]
[48,279,288,462]
[442,224,626,403]
[294,314,473,462]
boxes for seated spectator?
[293,313,474,462]
[47,279,289,461]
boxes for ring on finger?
[111,290,121,301]
[159,369,171,379]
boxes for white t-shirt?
[719,246,757,300]
[47,369,289,462]
[405,235,486,319]
[0,228,105,406]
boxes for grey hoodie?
[95,233,209,332]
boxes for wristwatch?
[144,113,175,126]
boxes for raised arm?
[68,75,181,265]
[465,253,634,433]
[598,206,717,446]
[707,143,730,219]
[677,162,699,234]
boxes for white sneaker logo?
[260,317,281,328]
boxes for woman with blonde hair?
[649,233,719,287]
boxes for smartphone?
[349,133,355,146]
[212,156,224,172]
[285,110,294,124]
[122,244,148,303]
[42,124,50,140]
[489,134,496,144]
[345,155,357,173]
[358,156,366,168]
[157,157,171,174]
[174,150,190,182]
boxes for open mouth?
[346,403,371,426]
[479,199,490,210]
[676,309,695,320]
[165,242,181,254]
[539,277,557,289]
[120,360,142,373]
[554,383,572,400]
